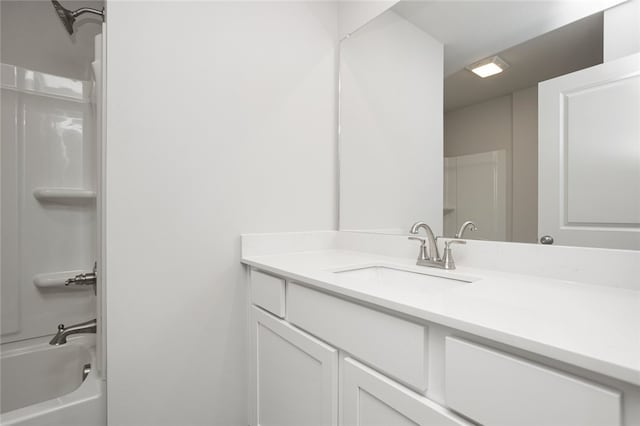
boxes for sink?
[332,265,477,291]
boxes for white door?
[444,150,507,241]
[538,52,640,249]
[341,357,468,426]
[249,306,338,426]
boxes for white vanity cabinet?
[247,268,633,426]
[249,306,338,426]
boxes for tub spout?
[49,319,97,345]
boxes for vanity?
[243,0,640,424]
[242,231,640,426]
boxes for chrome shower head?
[51,0,75,35]
[51,0,105,36]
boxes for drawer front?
[445,337,622,426]
[287,283,428,391]
[342,357,469,426]
[250,269,285,318]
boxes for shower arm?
[72,7,104,19]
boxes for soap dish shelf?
[33,187,96,204]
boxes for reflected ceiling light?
[467,56,510,78]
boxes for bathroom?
[0,0,638,425]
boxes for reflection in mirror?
[338,0,640,250]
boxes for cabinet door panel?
[342,357,468,426]
[250,307,338,426]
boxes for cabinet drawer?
[287,283,428,391]
[342,357,469,426]
[250,269,285,318]
[445,337,621,426]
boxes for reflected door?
[444,150,507,241]
[538,53,640,249]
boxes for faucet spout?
[456,221,478,239]
[49,318,97,345]
[409,221,439,261]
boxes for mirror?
[338,0,640,250]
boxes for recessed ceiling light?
[467,56,510,78]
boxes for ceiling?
[393,0,621,77]
[392,1,619,111]
[444,12,603,111]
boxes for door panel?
[538,53,640,249]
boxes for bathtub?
[1,335,105,426]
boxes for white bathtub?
[0,335,105,426]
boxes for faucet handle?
[445,239,466,249]
[442,239,466,270]
[408,236,429,261]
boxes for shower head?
[51,0,104,36]
[52,0,75,35]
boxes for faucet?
[49,318,97,345]
[455,221,478,239]
[408,221,466,270]
[409,221,439,261]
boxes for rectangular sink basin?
[333,265,477,292]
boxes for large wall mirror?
[339,0,640,250]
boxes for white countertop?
[243,249,640,386]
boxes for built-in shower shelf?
[444,207,455,214]
[33,187,96,204]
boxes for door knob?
[540,235,554,245]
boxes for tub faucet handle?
[65,262,97,295]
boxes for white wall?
[603,0,640,61]
[444,95,513,240]
[105,2,338,425]
[338,0,398,39]
[512,86,539,244]
[444,96,513,158]
[444,87,539,243]
[339,10,443,234]
[0,0,102,80]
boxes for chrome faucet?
[456,221,478,239]
[49,318,97,345]
[409,221,466,270]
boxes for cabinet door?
[341,357,468,426]
[249,306,338,426]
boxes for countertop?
[242,249,640,386]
